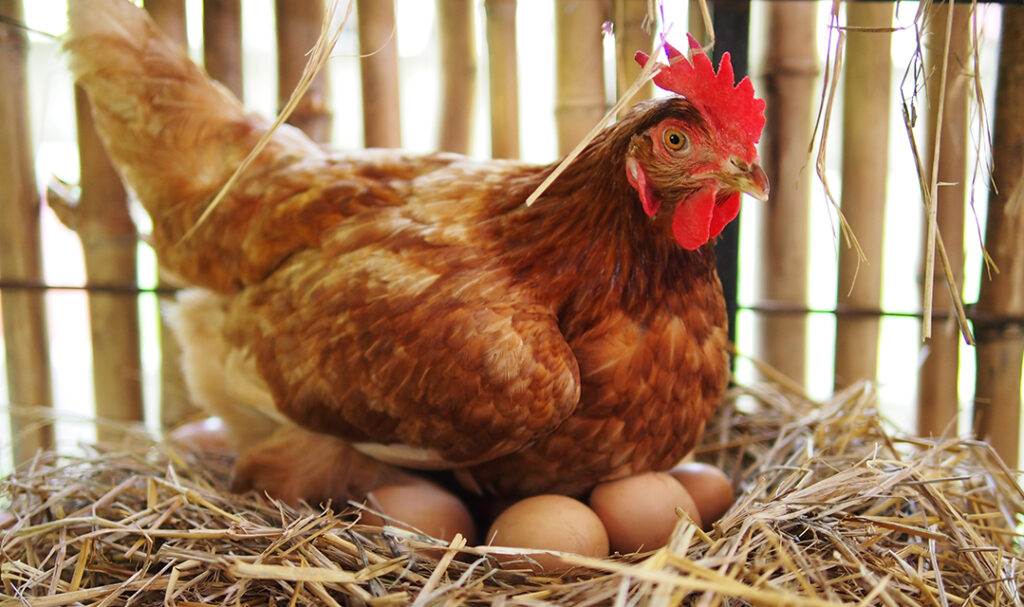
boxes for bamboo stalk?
[710,2,752,349]
[833,1,893,389]
[973,5,1024,468]
[554,0,607,156]
[145,0,195,430]
[62,88,145,443]
[278,0,333,143]
[485,0,519,159]
[917,4,971,438]
[614,0,654,117]
[204,0,243,100]
[757,2,819,387]
[144,0,188,48]
[687,0,709,48]
[0,0,54,464]
[356,0,400,147]
[436,0,476,154]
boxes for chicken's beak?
[739,163,769,202]
[726,159,770,202]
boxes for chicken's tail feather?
[66,0,324,291]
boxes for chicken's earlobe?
[625,156,661,217]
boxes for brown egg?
[167,417,232,453]
[487,494,610,572]
[669,462,734,530]
[362,480,478,545]
[589,471,701,554]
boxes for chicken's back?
[66,0,469,292]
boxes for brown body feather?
[67,0,729,499]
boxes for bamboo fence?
[614,0,654,115]
[0,0,1022,538]
[357,0,400,148]
[758,2,819,388]
[143,0,196,431]
[974,4,1024,467]
[485,0,519,159]
[554,0,606,157]
[833,0,892,390]
[0,0,54,465]
[436,0,476,154]
[278,0,333,143]
[917,3,972,438]
[1,1,1023,603]
[203,0,243,100]
[49,88,143,446]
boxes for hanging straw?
[917,3,972,438]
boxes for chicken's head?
[628,36,768,251]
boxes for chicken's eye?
[663,128,689,152]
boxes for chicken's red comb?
[636,34,765,164]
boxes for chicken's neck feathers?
[493,141,718,330]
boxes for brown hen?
[65,0,767,501]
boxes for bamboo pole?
[436,0,476,154]
[554,0,607,156]
[973,5,1024,468]
[711,2,752,349]
[615,0,654,116]
[687,0,709,48]
[204,0,243,100]
[757,2,818,387]
[356,0,400,147]
[49,90,145,443]
[833,1,893,389]
[145,0,195,430]
[485,0,519,159]
[278,0,333,143]
[0,0,55,464]
[144,0,188,48]
[917,4,971,438]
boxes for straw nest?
[1,382,1022,606]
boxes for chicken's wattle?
[669,189,738,251]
